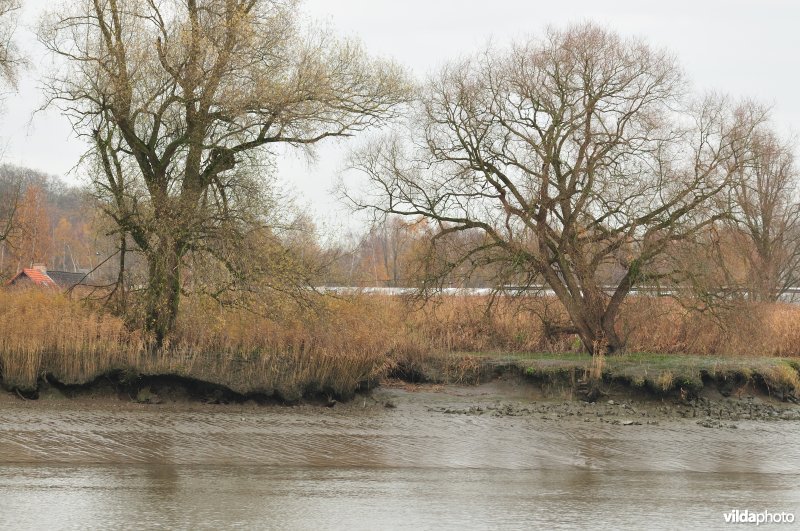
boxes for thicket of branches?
[347,24,800,355]
[39,0,410,343]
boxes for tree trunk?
[145,239,182,348]
[559,293,624,357]
[573,318,623,357]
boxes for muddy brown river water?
[0,383,798,530]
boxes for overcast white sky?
[3,0,799,233]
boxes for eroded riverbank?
[2,374,800,428]
[3,351,800,426]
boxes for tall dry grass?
[0,290,393,397]
[1,288,799,396]
[389,294,800,358]
[620,297,800,357]
[169,296,396,399]
[397,296,558,353]
[395,294,800,358]
[0,290,139,390]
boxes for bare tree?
[349,24,763,356]
[40,0,410,343]
[0,0,21,88]
[0,167,21,245]
[355,216,424,286]
[728,129,800,301]
[0,0,22,258]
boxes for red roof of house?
[4,268,59,288]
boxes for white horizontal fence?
[319,285,800,303]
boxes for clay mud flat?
[1,380,799,529]
[414,380,800,428]
[4,373,800,425]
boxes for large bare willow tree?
[40,0,409,343]
[350,24,764,356]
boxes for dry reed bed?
[393,294,800,358]
[0,291,392,398]
[1,290,799,397]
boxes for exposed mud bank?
[1,371,354,407]
[1,354,799,424]
[385,353,800,424]
[418,379,800,426]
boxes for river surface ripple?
[1,388,798,530]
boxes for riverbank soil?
[1,352,799,426]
